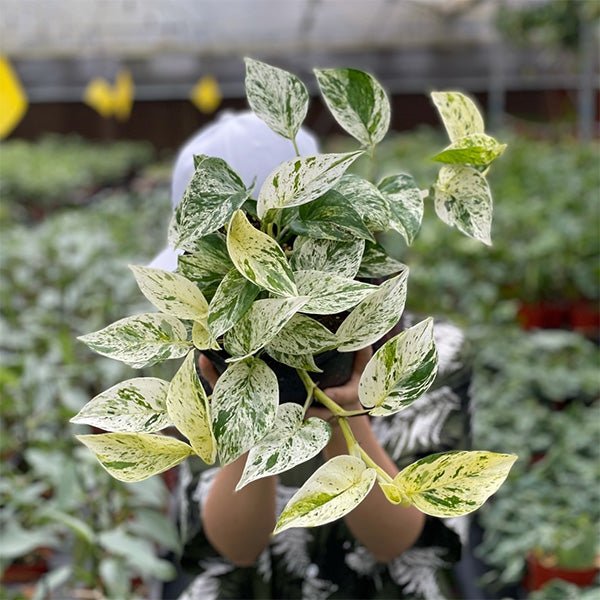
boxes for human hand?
[198,353,220,389]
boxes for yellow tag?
[84,69,134,121]
[190,76,222,114]
[0,56,28,139]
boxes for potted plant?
[71,58,515,533]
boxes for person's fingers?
[198,354,219,387]
[321,347,372,408]
[352,346,373,377]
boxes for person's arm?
[309,348,425,563]
[198,356,277,567]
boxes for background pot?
[525,553,599,590]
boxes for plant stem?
[292,136,301,157]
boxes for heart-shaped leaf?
[76,433,193,482]
[433,133,506,166]
[431,91,484,143]
[359,318,438,416]
[334,174,390,231]
[274,455,376,534]
[211,357,278,465]
[357,241,407,279]
[167,352,216,464]
[70,378,170,433]
[191,320,219,350]
[237,404,331,489]
[264,347,323,373]
[291,237,365,279]
[378,173,424,245]
[266,313,338,355]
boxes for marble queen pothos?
[73,58,515,532]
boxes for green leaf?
[377,173,424,245]
[169,157,248,251]
[334,174,390,231]
[291,189,375,242]
[358,318,438,416]
[336,269,409,352]
[294,270,375,315]
[257,151,363,219]
[70,377,170,433]
[244,57,309,140]
[227,210,297,296]
[167,352,216,464]
[434,165,493,245]
[129,265,208,321]
[274,455,376,534]
[290,237,365,279]
[314,67,390,147]
[223,296,308,359]
[76,433,193,482]
[40,508,96,544]
[208,268,260,338]
[266,313,338,355]
[431,91,484,143]
[237,404,331,489]
[395,451,518,517]
[264,346,323,373]
[78,313,191,368]
[192,320,220,350]
[433,133,507,166]
[357,241,407,279]
[211,357,279,465]
[128,508,182,554]
[0,523,57,560]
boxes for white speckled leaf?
[294,270,375,315]
[357,241,407,278]
[315,68,390,147]
[434,166,493,245]
[245,57,309,140]
[377,173,424,245]
[167,352,216,464]
[433,133,506,166]
[76,433,193,482]
[70,378,170,433]
[191,320,219,350]
[359,318,438,416]
[431,91,484,143]
[379,481,408,505]
[336,269,409,352]
[211,357,278,465]
[395,451,518,517]
[237,404,331,490]
[129,265,208,321]
[78,313,191,368]
[169,157,249,251]
[227,210,297,296]
[266,313,338,354]
[223,297,308,359]
[291,237,365,279]
[264,347,323,373]
[208,269,260,338]
[334,174,390,231]
[274,455,377,534]
[257,151,362,219]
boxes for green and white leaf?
[315,67,390,147]
[395,451,518,517]
[237,404,331,490]
[291,237,365,279]
[227,210,297,296]
[357,241,407,278]
[359,318,438,416]
[334,174,390,231]
[129,265,208,321]
[431,91,484,143]
[257,151,362,219]
[78,313,191,368]
[266,313,338,355]
[76,433,193,482]
[433,133,506,166]
[211,357,278,465]
[224,296,308,360]
[245,57,309,140]
[70,378,170,433]
[434,165,493,245]
[208,269,260,338]
[294,270,375,315]
[379,481,408,505]
[378,173,424,245]
[336,269,409,352]
[167,352,216,464]
[192,320,219,350]
[274,455,376,534]
[291,190,374,242]
[264,346,323,373]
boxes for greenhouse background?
[1,0,598,599]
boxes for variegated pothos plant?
[73,58,516,533]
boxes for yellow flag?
[190,76,222,114]
[84,69,134,121]
[0,56,28,139]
